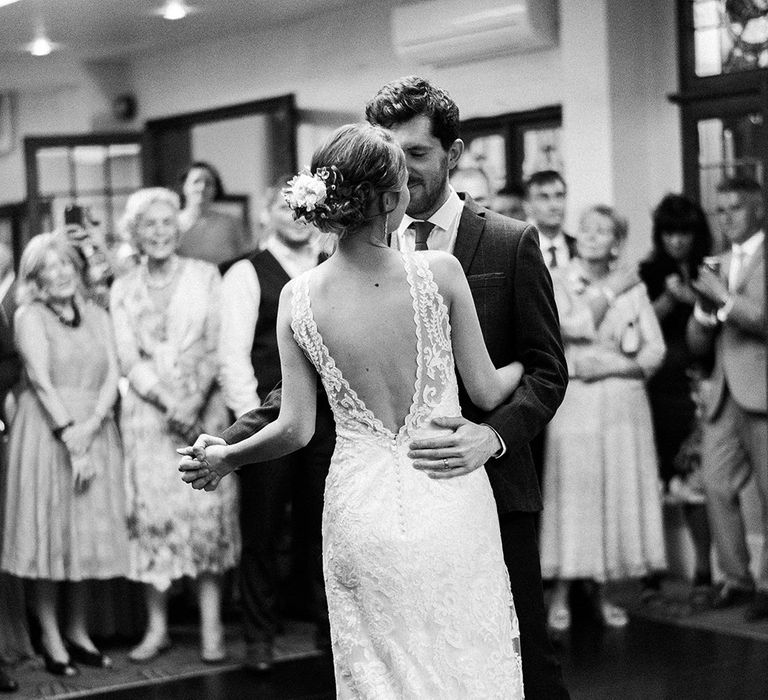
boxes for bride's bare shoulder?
[420,250,462,290]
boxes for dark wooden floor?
[76,615,768,700]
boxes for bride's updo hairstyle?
[284,123,406,237]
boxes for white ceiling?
[0,0,362,60]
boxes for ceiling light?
[0,0,24,9]
[28,35,54,56]
[162,0,188,21]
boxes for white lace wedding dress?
[290,253,523,699]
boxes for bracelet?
[52,420,74,440]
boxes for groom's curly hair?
[365,76,460,151]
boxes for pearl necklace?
[143,256,180,290]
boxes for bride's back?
[307,255,420,435]
[282,122,429,434]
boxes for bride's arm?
[180,282,317,489]
[431,253,522,411]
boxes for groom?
[368,76,569,699]
[184,76,569,698]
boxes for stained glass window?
[693,0,768,76]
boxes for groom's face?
[387,114,451,220]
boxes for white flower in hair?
[284,168,329,213]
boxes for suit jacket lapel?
[453,194,485,273]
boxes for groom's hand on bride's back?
[408,416,501,479]
[177,433,227,491]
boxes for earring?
[384,213,389,237]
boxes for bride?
[179,123,524,698]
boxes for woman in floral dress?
[111,188,240,662]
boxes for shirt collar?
[733,230,764,259]
[400,186,463,233]
[539,231,567,250]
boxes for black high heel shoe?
[65,639,113,668]
[41,650,78,677]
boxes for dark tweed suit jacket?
[222,194,567,515]
[453,194,567,513]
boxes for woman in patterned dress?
[111,188,240,662]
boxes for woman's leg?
[63,581,98,652]
[596,583,628,627]
[31,580,68,662]
[129,584,170,661]
[547,579,571,631]
[198,572,226,661]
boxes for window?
[675,0,768,245]
[24,133,143,248]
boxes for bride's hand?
[177,434,231,491]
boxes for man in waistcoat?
[218,184,333,672]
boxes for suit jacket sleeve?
[220,382,282,444]
[483,225,568,455]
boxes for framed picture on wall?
[456,105,562,198]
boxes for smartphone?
[64,204,85,228]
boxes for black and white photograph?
[0,1,767,698]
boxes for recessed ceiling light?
[28,35,55,56]
[162,0,188,21]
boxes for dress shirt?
[393,187,463,254]
[219,236,319,417]
[694,229,764,326]
[536,230,570,270]
[392,188,507,458]
[728,230,763,290]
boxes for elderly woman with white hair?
[1,233,128,677]
[110,187,239,663]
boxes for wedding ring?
[442,458,449,469]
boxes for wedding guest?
[687,176,767,621]
[525,170,577,271]
[491,183,527,221]
[449,165,491,207]
[177,161,254,269]
[639,194,713,599]
[1,233,128,676]
[524,170,577,495]
[111,188,240,662]
[218,181,332,671]
[541,205,667,631]
[0,242,24,693]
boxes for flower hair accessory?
[283,166,340,222]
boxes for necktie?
[548,244,558,269]
[412,221,433,251]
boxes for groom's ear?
[447,138,464,172]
